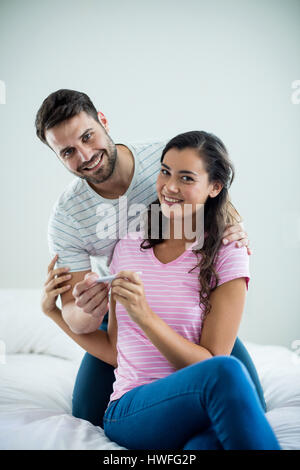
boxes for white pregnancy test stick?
[96,271,142,283]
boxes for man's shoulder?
[50,178,87,219]
[122,140,168,161]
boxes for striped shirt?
[108,234,250,403]
[48,141,166,275]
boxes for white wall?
[0,0,299,348]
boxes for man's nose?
[77,145,93,163]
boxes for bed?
[0,288,299,450]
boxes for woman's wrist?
[135,306,157,330]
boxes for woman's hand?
[41,254,72,317]
[111,270,153,326]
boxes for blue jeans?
[103,356,280,450]
[72,314,266,428]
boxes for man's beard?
[75,138,117,185]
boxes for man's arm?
[61,270,109,334]
[47,204,109,333]
[42,255,116,364]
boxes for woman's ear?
[97,111,110,132]
[209,182,223,198]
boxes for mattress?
[0,289,299,450]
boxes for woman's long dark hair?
[140,130,241,319]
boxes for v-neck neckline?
[150,240,198,267]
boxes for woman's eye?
[82,133,91,143]
[161,169,169,175]
[182,175,194,182]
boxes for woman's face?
[156,147,222,220]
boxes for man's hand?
[72,273,109,321]
[41,254,72,317]
[222,222,252,256]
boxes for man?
[35,89,263,427]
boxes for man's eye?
[64,148,73,158]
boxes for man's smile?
[81,151,104,172]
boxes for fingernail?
[223,239,228,245]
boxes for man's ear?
[97,111,110,132]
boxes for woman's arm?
[138,308,213,369]
[111,271,247,370]
[198,277,247,356]
[46,307,117,367]
[107,295,118,361]
[42,255,117,367]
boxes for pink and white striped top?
[108,233,250,403]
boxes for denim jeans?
[103,356,280,450]
[72,313,266,428]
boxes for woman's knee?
[212,355,249,381]
[184,356,248,390]
[193,356,251,394]
[208,356,257,404]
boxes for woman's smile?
[162,194,184,206]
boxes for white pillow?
[0,289,84,362]
[245,342,300,410]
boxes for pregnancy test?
[96,271,143,283]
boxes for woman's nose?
[165,179,180,193]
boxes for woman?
[42,131,280,449]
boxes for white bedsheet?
[0,289,299,450]
[0,353,125,450]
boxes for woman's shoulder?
[110,232,145,273]
[114,231,145,250]
[210,242,250,290]
[215,241,249,268]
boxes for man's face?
[45,111,117,184]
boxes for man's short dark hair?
[35,89,99,145]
